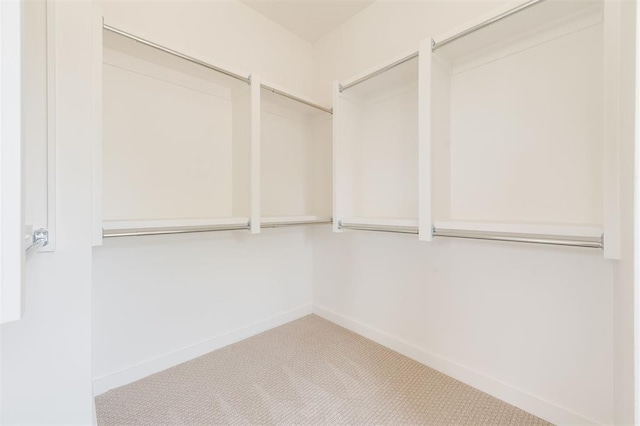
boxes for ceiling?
[240,0,376,43]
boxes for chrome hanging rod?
[261,218,332,228]
[26,228,49,256]
[261,84,332,114]
[339,51,419,92]
[432,227,603,249]
[339,221,419,235]
[103,223,250,238]
[432,0,547,52]
[103,24,251,84]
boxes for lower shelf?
[260,215,332,228]
[102,217,251,238]
[338,217,419,234]
[432,221,603,249]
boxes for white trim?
[91,6,103,247]
[0,0,24,323]
[43,0,56,252]
[635,0,640,422]
[313,304,600,426]
[603,0,622,260]
[250,74,261,234]
[92,304,312,396]
[418,38,432,242]
[332,80,342,233]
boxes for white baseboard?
[313,304,599,426]
[93,304,313,396]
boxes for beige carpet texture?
[95,315,551,425]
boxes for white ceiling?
[240,0,376,43]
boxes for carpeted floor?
[95,315,551,425]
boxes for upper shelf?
[260,83,332,118]
[339,53,419,104]
[432,0,603,66]
[103,24,250,91]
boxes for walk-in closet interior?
[0,0,637,424]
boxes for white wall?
[311,1,626,424]
[448,23,603,225]
[93,229,314,390]
[101,46,237,221]
[1,1,95,424]
[260,92,332,218]
[312,230,613,425]
[92,0,317,393]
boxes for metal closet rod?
[103,223,251,238]
[432,0,547,52]
[339,51,419,93]
[339,222,419,235]
[262,84,332,114]
[261,219,333,228]
[102,219,334,238]
[103,24,251,84]
[432,227,603,249]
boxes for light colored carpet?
[95,315,551,425]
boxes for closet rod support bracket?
[26,228,49,256]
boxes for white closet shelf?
[341,217,418,227]
[103,24,250,90]
[339,53,419,103]
[340,50,418,93]
[261,82,332,115]
[432,0,602,62]
[102,218,251,238]
[433,221,603,238]
[103,217,250,230]
[261,216,332,228]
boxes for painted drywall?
[0,0,95,424]
[101,46,237,221]
[311,1,623,424]
[93,0,317,392]
[448,23,603,225]
[93,229,314,386]
[312,229,613,425]
[260,93,332,218]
